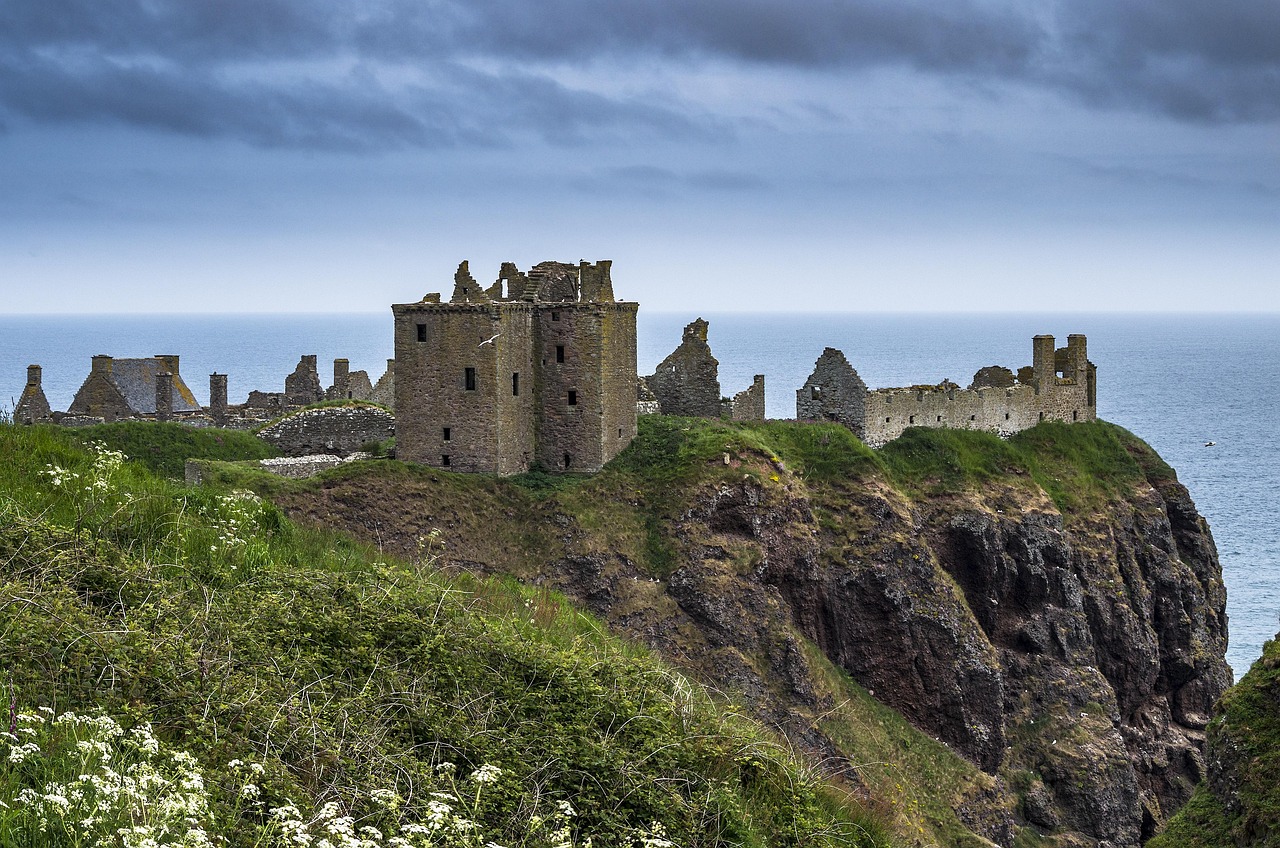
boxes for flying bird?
[479,334,500,347]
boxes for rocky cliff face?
[274,420,1230,847]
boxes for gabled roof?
[109,359,201,413]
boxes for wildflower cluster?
[40,440,126,503]
[2,706,681,848]
[0,708,214,848]
[204,490,265,552]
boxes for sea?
[2,311,1277,678]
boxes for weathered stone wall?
[730,375,765,421]
[394,303,506,472]
[258,405,395,457]
[858,335,1096,447]
[646,318,721,418]
[369,360,396,410]
[796,347,868,432]
[284,355,323,406]
[393,259,637,475]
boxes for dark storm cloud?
[0,0,1274,152]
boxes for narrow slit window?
[568,390,578,406]
[563,453,571,469]
[937,415,942,422]
[512,372,520,396]
[556,345,565,363]
[1005,412,1010,420]
[443,427,451,441]
[464,367,476,391]
[909,415,915,424]
[416,323,427,343]
[1073,410,1079,420]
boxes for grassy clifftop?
[0,423,887,847]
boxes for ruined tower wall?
[599,304,639,467]
[395,304,501,472]
[536,305,604,472]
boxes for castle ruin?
[391,260,638,474]
[798,334,1096,446]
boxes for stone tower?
[392,260,638,474]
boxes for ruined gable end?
[796,348,868,436]
[644,318,722,419]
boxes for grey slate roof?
[110,359,201,413]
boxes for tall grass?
[0,423,891,848]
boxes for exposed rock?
[272,424,1229,848]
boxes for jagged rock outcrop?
[271,421,1229,848]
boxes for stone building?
[727,375,766,421]
[392,260,638,474]
[796,348,868,433]
[67,355,200,422]
[13,365,53,424]
[799,334,1096,446]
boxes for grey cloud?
[0,0,1275,154]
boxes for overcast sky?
[1,0,1276,313]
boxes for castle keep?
[391,260,638,474]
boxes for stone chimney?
[91,355,113,375]
[26,364,42,387]
[156,355,180,376]
[156,372,173,421]
[333,358,350,399]
[209,373,228,424]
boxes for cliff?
[1150,633,1280,847]
[248,417,1231,848]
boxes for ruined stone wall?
[370,360,396,410]
[492,306,537,475]
[730,375,765,422]
[285,355,323,406]
[257,405,395,457]
[646,318,721,418]
[394,303,504,472]
[796,348,867,432]
[536,305,594,471]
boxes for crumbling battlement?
[392,260,637,475]
[799,334,1097,446]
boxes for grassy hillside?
[1149,635,1280,848]
[0,423,888,847]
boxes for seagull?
[479,333,500,347]
[1204,441,1216,447]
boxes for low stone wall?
[257,405,395,457]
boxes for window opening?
[512,373,520,396]
[416,324,427,342]
[464,368,476,391]
[441,454,451,466]
[551,311,560,321]
[443,427,451,441]
[556,345,565,363]
[563,453,571,469]
[568,390,578,406]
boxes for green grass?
[73,420,279,479]
[0,422,889,848]
[1150,636,1280,847]
[876,420,1170,516]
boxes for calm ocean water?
[2,311,1277,676]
